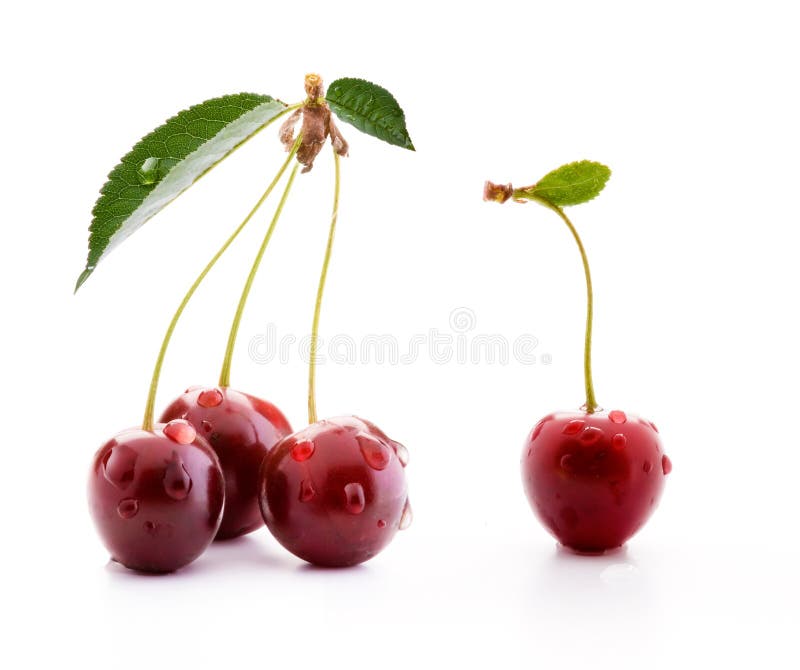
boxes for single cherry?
[523,409,669,551]
[485,161,671,552]
[87,419,225,572]
[257,75,413,566]
[259,416,410,567]
[160,386,291,539]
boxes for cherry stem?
[531,196,598,413]
[141,137,301,432]
[219,149,302,388]
[308,148,341,424]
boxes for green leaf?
[326,78,414,151]
[76,93,289,291]
[522,160,611,207]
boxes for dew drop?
[609,410,627,424]
[643,460,652,474]
[645,419,659,433]
[562,420,585,435]
[163,419,196,445]
[299,479,316,502]
[560,454,574,472]
[392,442,410,467]
[103,444,137,490]
[201,420,212,433]
[197,388,223,408]
[291,439,315,462]
[357,434,392,470]
[136,157,162,185]
[580,426,604,444]
[117,498,139,519]
[399,499,413,530]
[377,519,387,529]
[163,451,192,500]
[344,483,365,514]
[612,433,627,450]
[144,521,157,535]
[531,420,545,440]
[662,454,673,475]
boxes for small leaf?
[326,78,414,150]
[522,160,611,207]
[76,93,289,291]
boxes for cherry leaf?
[519,160,611,207]
[326,78,414,151]
[76,93,290,291]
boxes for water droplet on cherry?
[117,498,139,519]
[531,421,545,440]
[103,444,137,490]
[580,426,604,444]
[643,460,652,474]
[609,410,627,424]
[357,434,391,470]
[197,388,223,408]
[299,479,316,502]
[662,454,672,475]
[291,439,315,462]
[377,519,387,529]
[399,499,413,530]
[163,419,196,445]
[562,420,585,435]
[163,451,192,500]
[201,420,212,433]
[343,483,365,514]
[612,433,627,450]
[392,441,409,467]
[560,454,574,471]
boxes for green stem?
[141,138,300,431]
[534,197,598,413]
[219,155,301,387]
[308,149,341,424]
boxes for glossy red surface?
[160,386,292,540]
[259,416,410,567]
[87,423,225,572]
[522,409,670,552]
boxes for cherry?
[522,409,670,552]
[87,419,225,573]
[485,161,672,552]
[258,416,410,567]
[160,386,292,539]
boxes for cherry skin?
[522,409,671,552]
[87,419,225,573]
[160,386,292,540]
[259,416,410,567]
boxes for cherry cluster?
[89,388,410,572]
[86,75,411,573]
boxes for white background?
[2,1,799,668]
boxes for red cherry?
[87,426,225,573]
[160,387,291,540]
[522,409,671,552]
[259,416,410,567]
